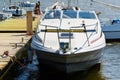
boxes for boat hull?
[103,31,120,40]
[102,23,120,40]
[33,48,103,73]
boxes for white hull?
[103,31,120,39]
[0,12,12,20]
[33,48,103,73]
[102,19,120,39]
[3,5,26,16]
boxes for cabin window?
[63,10,77,18]
[79,11,96,19]
[60,32,73,39]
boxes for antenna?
[91,0,120,9]
[9,0,11,5]
[77,0,79,7]
[55,0,59,3]
[68,0,71,8]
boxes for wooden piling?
[26,11,33,35]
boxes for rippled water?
[1,0,120,80]
[102,43,120,80]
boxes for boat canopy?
[44,9,96,19]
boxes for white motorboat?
[0,12,12,21]
[102,19,120,40]
[19,1,35,7]
[31,1,106,73]
[3,5,26,16]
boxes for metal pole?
[43,26,47,46]
[68,0,71,8]
[9,0,11,5]
[57,29,60,50]
[69,30,71,50]
[82,21,90,46]
[77,0,79,7]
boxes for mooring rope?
[1,51,26,67]
[91,0,120,9]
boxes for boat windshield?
[44,10,61,19]
[44,10,77,19]
[44,10,96,19]
[62,10,77,18]
[79,11,96,19]
[9,5,18,9]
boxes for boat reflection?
[38,63,105,80]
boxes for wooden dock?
[0,16,39,31]
[0,16,40,79]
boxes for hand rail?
[82,21,90,46]
[43,26,47,46]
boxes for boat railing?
[41,22,98,52]
[69,21,90,47]
[70,22,99,53]
[70,22,98,47]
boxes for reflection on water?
[2,58,105,80]
[38,63,105,80]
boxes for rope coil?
[1,51,26,67]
